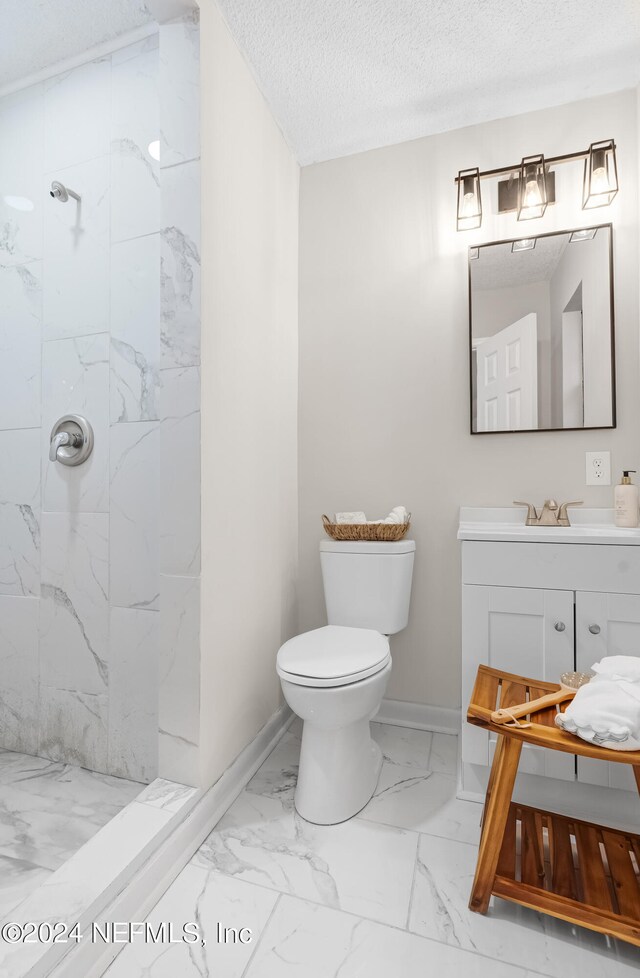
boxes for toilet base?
[294,719,384,825]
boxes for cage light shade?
[583,139,618,209]
[456,168,482,231]
[517,154,548,221]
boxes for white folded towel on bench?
[555,655,640,750]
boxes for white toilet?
[277,538,415,824]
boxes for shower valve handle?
[49,415,94,466]
[49,430,81,461]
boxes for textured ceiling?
[472,234,570,291]
[0,0,153,88]
[218,0,640,164]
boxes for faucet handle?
[513,501,538,525]
[557,500,583,526]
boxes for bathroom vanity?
[459,508,640,795]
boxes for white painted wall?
[198,0,299,786]
[298,89,639,711]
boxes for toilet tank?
[320,539,416,634]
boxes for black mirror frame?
[468,223,616,435]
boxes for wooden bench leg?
[480,736,504,834]
[469,736,522,914]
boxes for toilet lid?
[277,625,390,687]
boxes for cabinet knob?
[554,621,566,632]
[588,624,601,635]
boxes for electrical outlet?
[585,451,611,486]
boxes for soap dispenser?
[614,470,639,528]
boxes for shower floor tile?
[0,749,140,919]
[102,723,638,978]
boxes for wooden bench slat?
[601,830,640,919]
[574,823,613,912]
[550,815,578,900]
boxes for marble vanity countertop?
[458,507,640,545]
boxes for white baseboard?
[51,705,293,978]
[375,697,461,735]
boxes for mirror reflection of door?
[469,225,614,433]
[475,314,538,431]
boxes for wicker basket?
[321,514,411,542]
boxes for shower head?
[49,180,80,203]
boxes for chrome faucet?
[513,499,583,527]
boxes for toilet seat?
[277,625,390,688]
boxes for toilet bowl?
[277,538,415,825]
[278,625,391,824]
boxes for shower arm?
[49,181,81,203]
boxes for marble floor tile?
[371,721,433,767]
[103,866,277,978]
[0,854,50,920]
[194,789,418,928]
[244,732,300,807]
[428,732,459,775]
[359,763,483,843]
[409,833,637,978]
[96,727,637,978]
[0,748,140,919]
[243,895,538,978]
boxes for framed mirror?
[469,224,615,434]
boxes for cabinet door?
[576,591,640,791]
[462,585,575,780]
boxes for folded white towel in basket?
[335,506,409,526]
[555,655,640,750]
[368,506,409,525]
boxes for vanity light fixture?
[569,227,597,242]
[511,238,536,253]
[583,139,618,208]
[455,139,618,230]
[456,168,482,231]
[517,154,548,221]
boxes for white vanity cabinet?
[459,509,640,793]
[575,591,640,789]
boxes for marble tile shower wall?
[0,17,201,785]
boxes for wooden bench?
[467,664,640,946]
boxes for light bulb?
[461,191,476,218]
[590,165,609,196]
[523,178,542,209]
[457,170,481,230]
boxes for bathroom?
[1,0,640,975]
